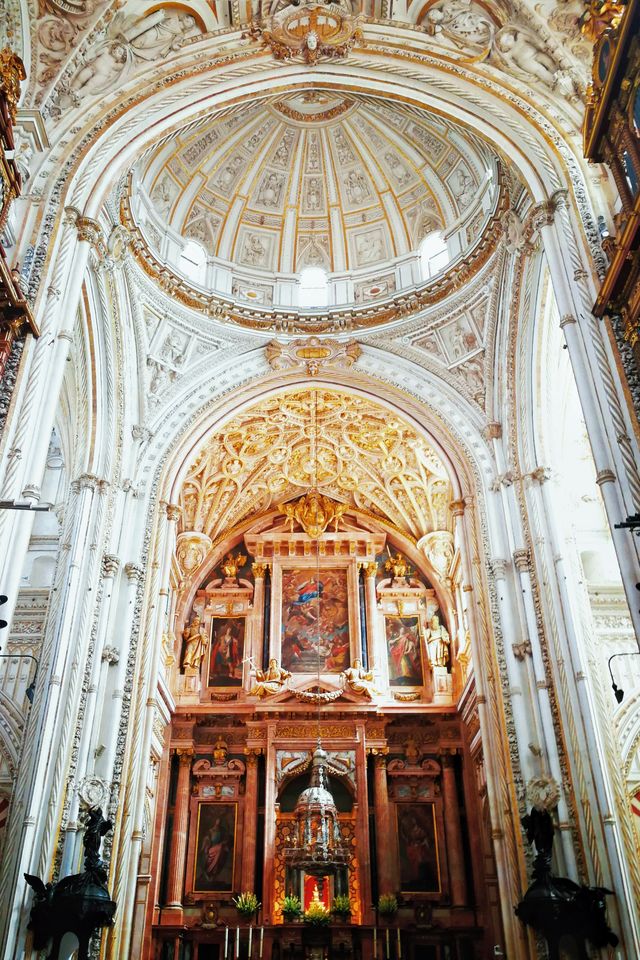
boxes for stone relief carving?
[46,10,201,114]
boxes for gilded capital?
[364,561,378,578]
[252,561,268,579]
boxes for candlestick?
[397,928,402,959]
[224,926,228,960]
[386,927,390,960]
[373,927,377,960]
[248,925,253,959]
[259,926,264,958]
[236,926,239,960]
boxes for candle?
[236,926,240,959]
[386,928,390,959]
[373,927,377,959]
[248,925,253,959]
[224,926,228,960]
[259,926,264,959]
[397,928,402,959]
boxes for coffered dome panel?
[133,91,499,287]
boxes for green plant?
[304,900,331,925]
[233,891,260,917]
[281,893,303,919]
[331,894,352,916]
[377,893,398,917]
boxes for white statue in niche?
[424,613,450,669]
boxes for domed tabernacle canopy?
[283,744,351,894]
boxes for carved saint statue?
[424,613,450,669]
[250,658,291,698]
[342,659,377,699]
[182,615,208,671]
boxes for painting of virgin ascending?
[281,567,350,673]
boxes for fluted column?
[440,752,467,906]
[240,750,260,890]
[372,751,396,894]
[364,562,379,668]
[251,563,267,670]
[166,749,194,907]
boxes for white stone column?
[59,553,122,877]
[363,561,379,668]
[108,502,180,960]
[450,499,529,960]
[537,207,640,641]
[0,471,108,959]
[95,561,145,786]
[0,213,97,637]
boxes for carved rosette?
[176,531,212,577]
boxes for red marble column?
[241,749,260,890]
[373,752,396,895]
[441,751,467,906]
[166,748,193,907]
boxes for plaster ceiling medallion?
[178,389,452,545]
[248,0,364,64]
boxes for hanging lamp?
[283,391,351,898]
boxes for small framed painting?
[192,802,237,893]
[208,617,244,686]
[396,803,441,894]
[385,615,424,686]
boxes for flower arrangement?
[331,894,352,918]
[281,893,303,920]
[304,900,331,925]
[233,891,260,917]
[377,893,398,917]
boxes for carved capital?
[124,562,144,583]
[101,645,120,665]
[176,748,195,766]
[483,421,502,441]
[559,313,577,329]
[165,502,182,523]
[595,469,616,486]
[512,549,530,573]
[364,561,378,578]
[512,640,532,661]
[101,554,120,578]
[449,499,465,518]
[490,558,508,579]
[252,561,268,579]
[76,216,103,247]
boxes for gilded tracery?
[178,389,453,544]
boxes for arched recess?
[97,366,535,960]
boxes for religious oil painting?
[208,617,244,686]
[193,803,236,892]
[385,616,424,686]
[397,803,440,893]
[281,567,349,673]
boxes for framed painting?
[385,615,424,686]
[281,567,349,673]
[396,803,441,894]
[208,617,244,686]
[192,802,237,892]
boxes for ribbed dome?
[136,91,498,277]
